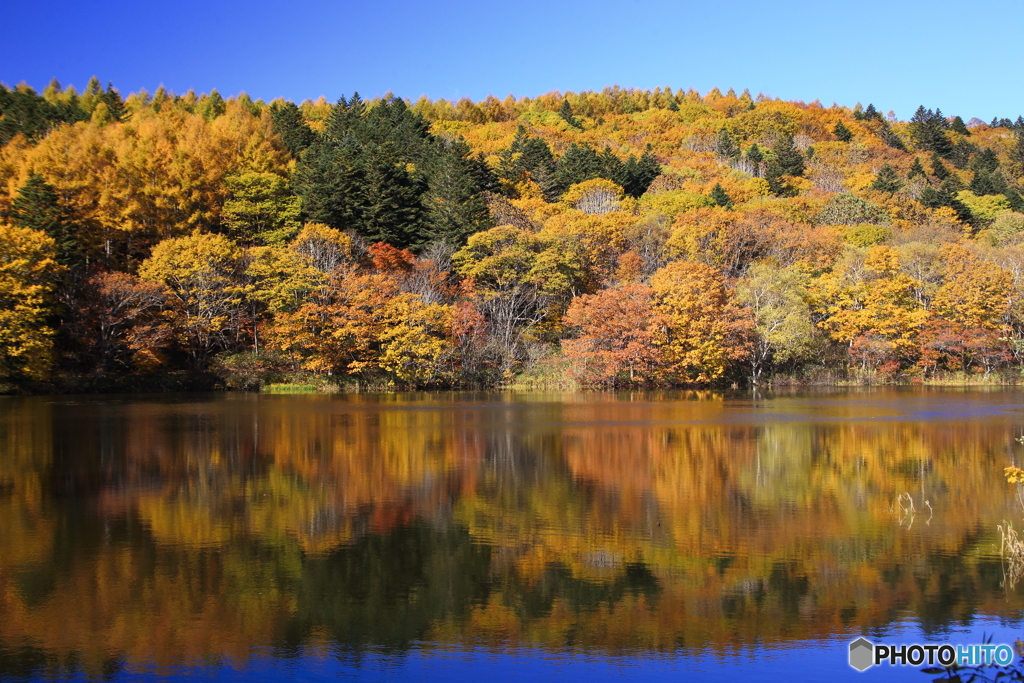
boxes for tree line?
[3,79,1024,390]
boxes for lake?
[1,388,1023,681]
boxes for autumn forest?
[3,79,1024,392]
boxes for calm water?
[2,388,1024,681]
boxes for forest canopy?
[3,78,1024,391]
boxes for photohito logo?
[848,637,1015,672]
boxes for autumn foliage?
[4,79,1024,388]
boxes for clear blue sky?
[3,0,1021,122]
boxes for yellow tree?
[0,223,61,383]
[377,294,455,387]
[649,259,752,384]
[931,243,1011,330]
[138,232,251,370]
[809,245,929,373]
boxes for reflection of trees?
[280,523,493,650]
[1,393,1023,670]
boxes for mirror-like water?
[1,388,1023,681]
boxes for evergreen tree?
[920,178,972,223]
[1011,129,1024,175]
[620,147,661,198]
[870,164,903,193]
[876,120,907,151]
[929,152,950,181]
[559,99,580,128]
[969,169,1007,197]
[746,144,764,177]
[496,125,529,184]
[9,173,78,269]
[970,148,1000,174]
[518,137,555,179]
[270,101,315,158]
[598,146,625,186]
[709,183,733,208]
[908,157,927,180]
[423,138,494,245]
[910,106,953,158]
[0,83,88,146]
[1005,187,1024,213]
[555,143,603,190]
[765,135,805,195]
[531,162,562,202]
[101,82,125,122]
[833,120,853,142]
[294,135,365,229]
[716,128,740,160]
[294,93,465,250]
[949,140,978,169]
[360,148,426,247]
[950,116,970,135]
[466,152,499,194]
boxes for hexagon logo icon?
[849,637,874,671]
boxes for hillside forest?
[3,79,1024,391]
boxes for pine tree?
[765,135,805,195]
[1005,187,1024,213]
[294,93,459,250]
[876,120,907,151]
[930,152,950,181]
[871,164,903,193]
[919,182,971,223]
[1010,130,1024,176]
[910,106,953,158]
[970,148,1000,174]
[709,183,733,208]
[9,173,78,269]
[101,82,125,121]
[559,99,580,128]
[423,138,494,245]
[746,144,764,177]
[555,143,603,190]
[598,146,625,186]
[908,157,927,179]
[950,140,978,169]
[833,120,853,142]
[950,116,970,135]
[518,137,555,179]
[270,101,314,158]
[496,125,529,184]
[716,128,740,160]
[620,147,661,198]
[531,162,562,202]
[360,149,426,248]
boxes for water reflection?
[0,390,1022,676]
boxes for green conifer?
[907,157,927,179]
[10,173,78,268]
[870,164,903,193]
[716,128,740,160]
[709,183,733,208]
[833,120,853,142]
[559,99,580,128]
[950,116,970,135]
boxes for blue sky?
[3,0,1021,122]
